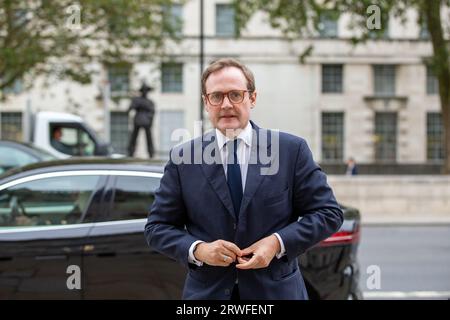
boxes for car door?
[82,171,186,299]
[0,172,105,299]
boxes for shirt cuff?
[188,240,204,266]
[273,233,286,259]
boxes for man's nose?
[220,94,233,109]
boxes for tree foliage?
[0,0,183,90]
[234,0,450,173]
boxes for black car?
[0,158,361,299]
[0,140,57,175]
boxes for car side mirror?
[94,142,111,156]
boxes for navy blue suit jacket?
[145,121,343,300]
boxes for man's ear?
[202,95,210,112]
[250,91,257,107]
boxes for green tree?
[0,0,183,91]
[234,0,450,173]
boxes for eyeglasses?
[204,90,252,106]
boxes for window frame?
[215,3,236,37]
[426,65,438,95]
[374,112,398,163]
[49,122,98,156]
[107,64,131,95]
[426,112,444,162]
[373,65,396,97]
[322,64,343,93]
[0,172,106,228]
[161,62,183,93]
[318,11,339,38]
[0,112,23,141]
[321,112,345,163]
[100,171,162,223]
[103,174,161,222]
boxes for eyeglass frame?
[203,90,253,106]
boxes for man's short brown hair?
[201,58,255,94]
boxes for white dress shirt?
[188,121,286,266]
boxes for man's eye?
[230,91,241,99]
[211,93,222,100]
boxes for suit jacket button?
[225,289,231,295]
[233,223,236,230]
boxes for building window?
[108,65,130,95]
[161,63,183,93]
[322,64,343,93]
[373,65,396,96]
[2,78,23,95]
[426,65,438,95]
[427,112,444,161]
[216,4,235,37]
[159,110,184,155]
[419,20,430,39]
[374,112,397,162]
[0,112,22,141]
[318,11,338,38]
[163,4,183,36]
[110,111,130,155]
[322,112,344,162]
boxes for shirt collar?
[215,121,252,151]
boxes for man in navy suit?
[145,58,343,300]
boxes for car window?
[50,125,95,156]
[0,146,38,173]
[0,175,100,227]
[109,176,160,221]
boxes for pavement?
[358,225,450,300]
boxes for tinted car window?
[0,146,38,174]
[109,176,160,221]
[0,175,100,227]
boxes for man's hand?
[236,234,281,270]
[194,240,242,267]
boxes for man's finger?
[222,242,242,256]
[221,248,237,261]
[237,256,250,264]
[219,254,233,266]
[240,247,254,257]
[236,255,259,269]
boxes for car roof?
[0,157,166,182]
[0,140,56,158]
[0,140,42,151]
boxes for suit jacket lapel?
[200,130,236,221]
[238,122,271,222]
